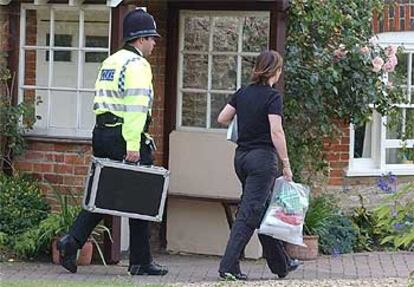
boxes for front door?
[167,10,271,257]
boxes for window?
[19,4,111,138]
[348,32,414,176]
[45,34,72,62]
[177,11,270,130]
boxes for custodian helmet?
[123,8,160,42]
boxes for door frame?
[163,0,289,167]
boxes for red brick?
[331,144,349,152]
[13,162,33,172]
[341,137,350,145]
[54,164,73,174]
[28,142,55,151]
[329,162,347,169]
[74,166,89,176]
[328,177,343,185]
[327,153,339,161]
[63,175,86,186]
[340,153,350,160]
[25,151,45,161]
[64,154,85,165]
[33,163,53,173]
[44,174,64,184]
[54,154,65,163]
[329,169,344,177]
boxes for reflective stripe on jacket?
[94,49,153,152]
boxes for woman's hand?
[283,166,293,182]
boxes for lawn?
[0,280,169,287]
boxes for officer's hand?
[283,166,293,182]
[125,151,140,163]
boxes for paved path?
[0,252,413,285]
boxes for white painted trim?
[106,0,122,7]
[69,0,84,6]
[34,0,49,5]
[19,3,110,139]
[346,168,414,177]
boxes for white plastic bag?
[258,177,310,246]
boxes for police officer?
[57,8,168,276]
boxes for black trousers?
[69,124,154,265]
[219,148,278,274]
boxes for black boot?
[57,234,79,273]
[128,262,168,276]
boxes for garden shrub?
[0,173,50,248]
[319,214,358,255]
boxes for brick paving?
[0,252,412,284]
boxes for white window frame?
[18,3,111,139]
[348,31,414,176]
[176,10,270,132]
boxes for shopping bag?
[259,177,310,246]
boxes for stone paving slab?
[0,252,413,284]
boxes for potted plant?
[285,195,335,260]
[45,188,112,265]
[13,187,112,265]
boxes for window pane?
[242,15,269,52]
[84,9,110,48]
[242,56,255,86]
[210,93,231,129]
[183,54,208,89]
[386,148,414,164]
[54,10,78,47]
[182,93,206,127]
[51,52,78,88]
[184,16,209,51]
[24,50,49,86]
[82,52,101,89]
[25,8,49,47]
[353,122,372,158]
[49,90,77,128]
[79,92,95,130]
[85,36,108,63]
[46,34,72,62]
[212,55,237,90]
[212,17,239,52]
[386,109,403,139]
[406,108,414,139]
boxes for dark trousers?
[219,148,277,274]
[69,124,154,265]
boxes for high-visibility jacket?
[93,47,153,152]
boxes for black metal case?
[83,157,169,222]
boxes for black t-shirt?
[229,83,283,151]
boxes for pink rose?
[360,46,369,54]
[383,55,398,72]
[372,56,384,72]
[334,47,347,60]
[385,45,397,57]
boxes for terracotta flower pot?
[285,235,319,260]
[51,238,93,265]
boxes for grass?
[0,280,170,287]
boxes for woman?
[217,50,295,280]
